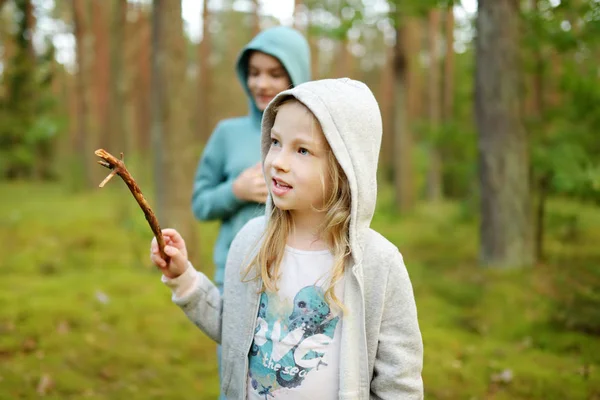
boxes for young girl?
[153,78,424,399]
[192,26,311,293]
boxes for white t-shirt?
[247,246,345,399]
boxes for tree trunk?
[109,0,128,154]
[151,0,198,261]
[197,0,212,144]
[442,6,454,123]
[91,0,110,150]
[426,9,442,201]
[72,0,94,187]
[392,16,417,213]
[293,0,302,30]
[131,5,152,154]
[252,0,260,36]
[378,44,394,181]
[475,0,533,267]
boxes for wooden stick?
[94,149,170,264]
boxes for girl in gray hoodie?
[152,78,424,399]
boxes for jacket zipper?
[241,281,262,399]
[352,265,370,398]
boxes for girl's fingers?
[151,253,167,268]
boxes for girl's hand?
[150,229,189,279]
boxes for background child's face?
[247,52,291,112]
[264,101,332,216]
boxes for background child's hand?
[150,229,189,279]
[232,162,268,204]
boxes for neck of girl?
[287,210,330,251]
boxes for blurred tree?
[426,8,442,201]
[72,0,95,187]
[109,0,128,154]
[392,8,420,213]
[252,0,260,36]
[196,0,212,144]
[91,0,110,150]
[476,0,534,267]
[151,0,198,260]
[524,0,600,261]
[0,0,60,180]
[129,3,151,154]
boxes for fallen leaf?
[491,368,513,384]
[57,320,70,334]
[22,338,37,353]
[37,374,54,395]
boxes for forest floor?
[0,181,599,399]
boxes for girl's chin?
[271,198,291,210]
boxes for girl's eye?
[298,148,309,155]
[271,138,280,146]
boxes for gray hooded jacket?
[164,78,424,399]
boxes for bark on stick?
[94,149,170,264]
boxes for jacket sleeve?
[162,263,223,344]
[370,251,424,399]
[191,123,244,221]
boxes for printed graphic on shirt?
[248,286,340,398]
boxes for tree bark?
[109,0,128,154]
[426,9,442,201]
[252,0,260,36]
[442,6,454,123]
[91,0,110,150]
[151,0,198,261]
[72,0,94,187]
[378,44,394,180]
[393,15,417,213]
[476,0,534,267]
[197,0,212,144]
[95,149,170,263]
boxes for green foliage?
[544,199,600,335]
[0,5,63,180]
[523,0,600,203]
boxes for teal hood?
[235,26,311,123]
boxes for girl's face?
[247,52,291,112]
[264,101,332,219]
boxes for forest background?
[0,0,599,398]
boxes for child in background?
[191,26,311,293]
[154,78,423,399]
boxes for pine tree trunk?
[378,44,394,181]
[476,0,533,267]
[197,0,212,144]
[252,0,260,36]
[72,0,94,187]
[91,0,110,150]
[442,7,454,126]
[132,5,151,154]
[426,9,442,200]
[393,16,417,213]
[151,0,198,261]
[109,0,128,154]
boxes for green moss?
[0,182,598,399]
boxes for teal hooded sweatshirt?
[191,26,311,286]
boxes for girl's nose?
[272,150,290,172]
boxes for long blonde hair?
[242,98,352,312]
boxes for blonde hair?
[243,98,352,312]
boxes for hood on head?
[261,78,382,264]
[236,26,311,121]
